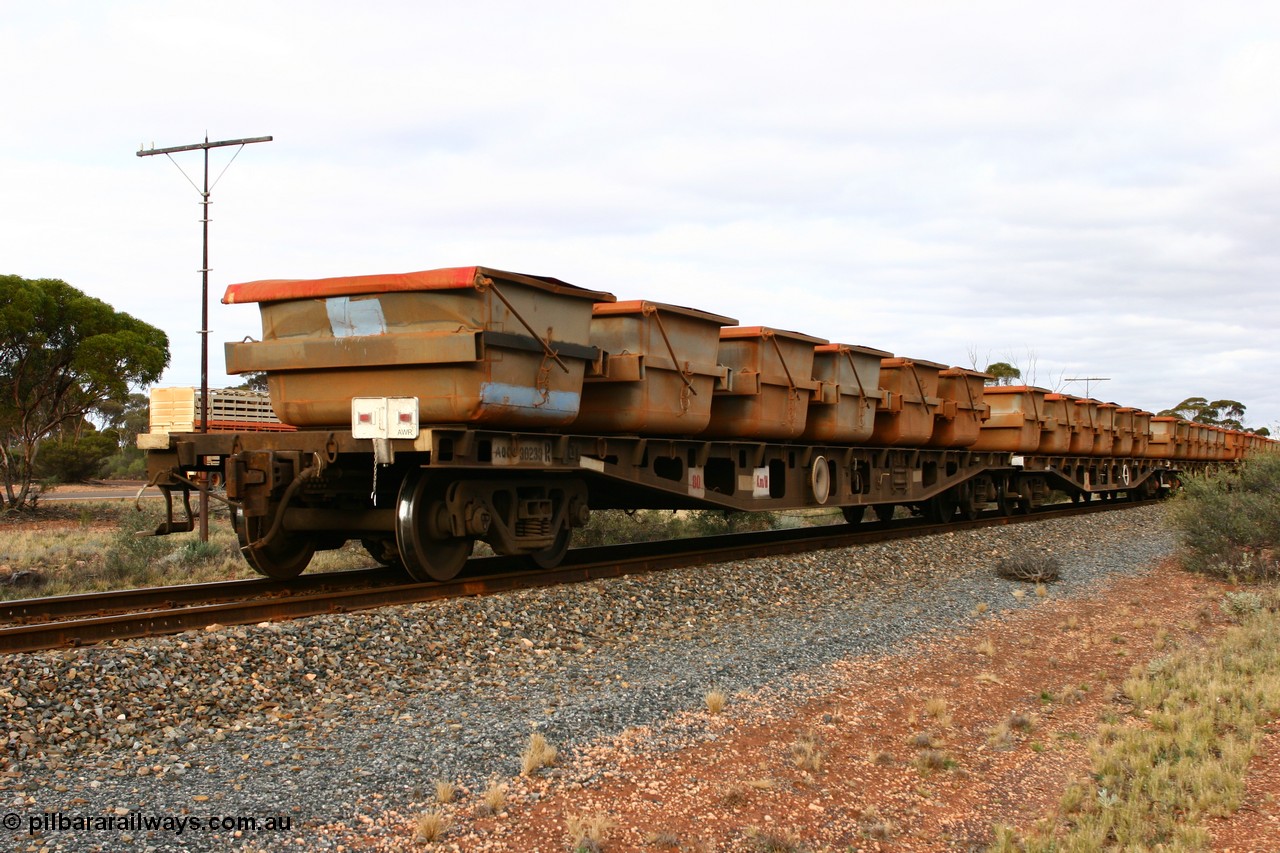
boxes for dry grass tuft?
[1008,711,1034,732]
[910,731,938,749]
[645,829,682,849]
[566,813,616,852]
[975,637,997,657]
[923,696,952,727]
[475,779,508,817]
[704,689,727,714]
[413,809,451,843]
[744,826,807,852]
[719,783,749,807]
[434,779,456,804]
[791,728,827,772]
[521,732,558,776]
[971,601,989,617]
[914,748,954,774]
[987,720,1014,750]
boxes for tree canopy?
[0,275,169,509]
[1157,396,1249,430]
[983,361,1022,386]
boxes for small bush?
[704,689,727,714]
[1168,454,1280,581]
[1220,591,1263,621]
[996,551,1062,583]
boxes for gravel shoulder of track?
[1,505,1174,851]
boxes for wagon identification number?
[687,467,705,499]
[491,439,555,466]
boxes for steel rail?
[0,500,1152,654]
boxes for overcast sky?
[3,1,1278,429]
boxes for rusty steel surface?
[0,501,1156,654]
[575,301,736,435]
[803,344,892,444]
[970,385,1050,453]
[927,367,991,449]
[868,357,947,446]
[0,568,403,625]
[704,327,827,440]
[223,267,614,428]
[222,266,614,305]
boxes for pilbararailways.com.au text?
[7,810,293,837]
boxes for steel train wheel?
[395,471,474,582]
[235,508,315,580]
[527,524,572,570]
[957,482,979,521]
[995,480,1013,517]
[873,503,896,522]
[1015,482,1034,515]
[929,491,959,524]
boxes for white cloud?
[3,0,1279,430]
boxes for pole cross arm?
[137,136,273,157]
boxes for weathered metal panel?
[868,357,946,446]
[926,367,991,448]
[803,344,892,443]
[575,301,736,435]
[1038,393,1076,454]
[969,385,1048,452]
[704,327,826,440]
[221,267,615,428]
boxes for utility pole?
[1065,377,1111,398]
[137,134,272,541]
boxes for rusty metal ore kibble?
[0,505,1172,851]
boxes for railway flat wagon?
[141,264,1269,584]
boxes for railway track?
[0,500,1150,653]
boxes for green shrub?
[1167,454,1280,581]
[34,432,118,482]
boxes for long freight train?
[140,266,1276,581]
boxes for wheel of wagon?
[873,503,897,522]
[1015,482,1034,515]
[235,506,316,580]
[929,490,959,524]
[395,471,474,582]
[841,505,867,524]
[995,480,1013,517]
[527,523,572,570]
[957,482,979,521]
[1130,479,1152,502]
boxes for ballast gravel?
[1,505,1175,851]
